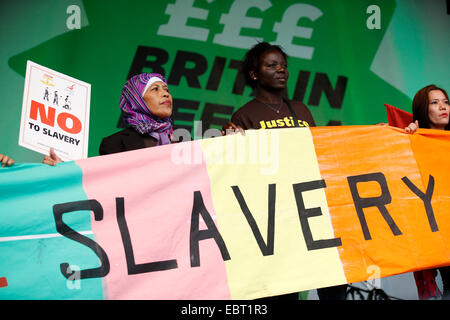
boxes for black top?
[99,127,158,155]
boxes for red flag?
[384,103,412,128]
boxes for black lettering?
[190,191,230,267]
[308,73,348,109]
[172,99,200,134]
[201,103,234,135]
[228,59,246,95]
[231,185,276,256]
[292,70,311,102]
[347,172,402,240]
[116,197,178,274]
[53,200,110,279]
[292,180,342,250]
[127,46,169,79]
[327,120,342,126]
[401,175,438,232]
[168,51,207,88]
[206,57,227,91]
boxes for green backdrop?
[1,0,448,162]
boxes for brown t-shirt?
[231,99,316,130]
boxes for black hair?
[240,42,288,89]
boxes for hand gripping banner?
[1,125,450,299]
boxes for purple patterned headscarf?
[120,73,173,146]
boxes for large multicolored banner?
[1,126,450,299]
[2,0,448,163]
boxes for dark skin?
[222,49,288,135]
[249,49,288,99]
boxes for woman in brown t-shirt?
[223,42,315,133]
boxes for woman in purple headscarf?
[98,73,173,155]
[43,73,173,165]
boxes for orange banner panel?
[312,126,450,284]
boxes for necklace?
[256,98,284,114]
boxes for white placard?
[19,61,91,161]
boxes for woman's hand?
[0,154,15,167]
[42,148,63,166]
[405,120,419,134]
[221,121,245,136]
